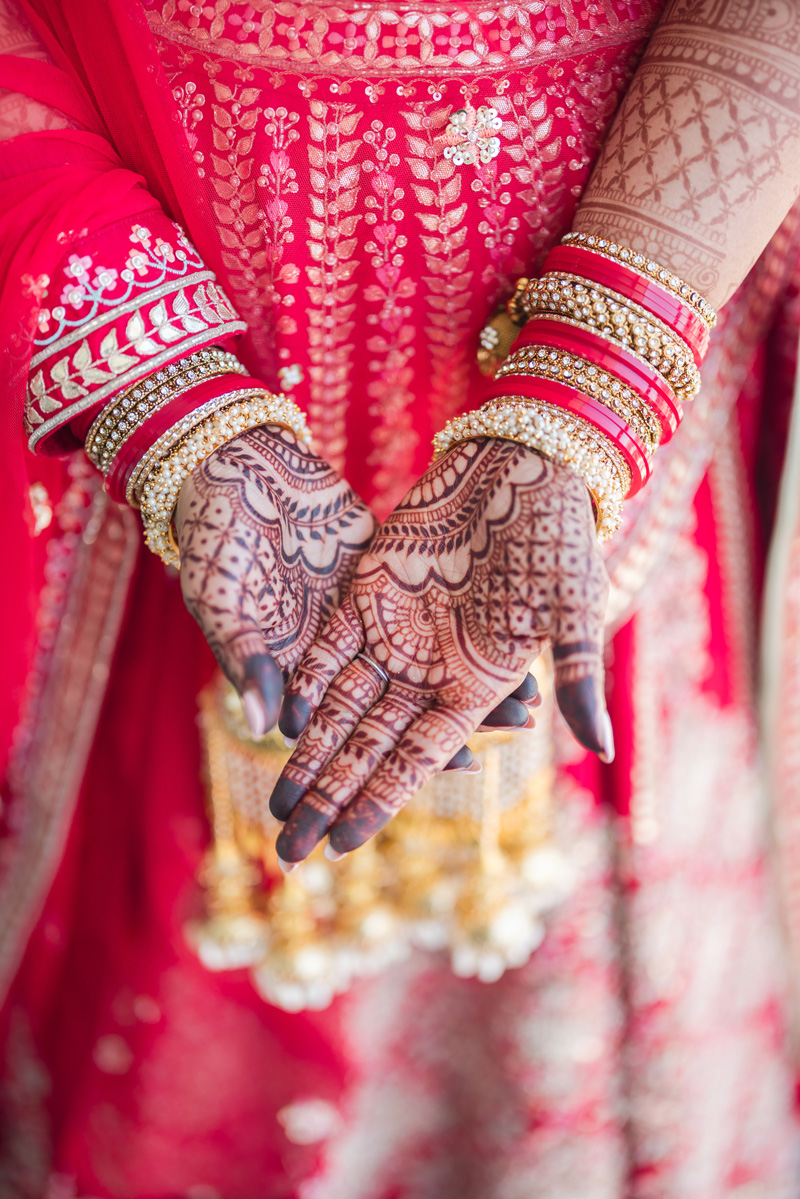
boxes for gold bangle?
[87,347,247,476]
[560,233,717,328]
[496,345,661,456]
[126,387,246,507]
[523,311,698,405]
[432,398,630,540]
[139,390,311,566]
[522,275,701,402]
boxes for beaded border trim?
[432,398,631,540]
[139,390,311,565]
[86,347,247,476]
[561,233,717,328]
[496,346,661,456]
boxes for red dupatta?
[0,0,232,769]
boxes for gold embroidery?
[26,221,245,448]
[145,2,658,78]
[405,101,474,429]
[304,99,364,470]
[362,118,419,509]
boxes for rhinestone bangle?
[523,275,701,402]
[524,312,699,405]
[432,398,631,540]
[86,347,247,475]
[496,346,661,456]
[139,390,312,566]
[561,233,717,328]
[126,387,247,507]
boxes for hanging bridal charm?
[186,661,575,1013]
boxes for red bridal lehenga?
[3,2,800,1197]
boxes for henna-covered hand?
[269,438,612,863]
[175,425,376,734]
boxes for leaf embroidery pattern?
[404,102,474,431]
[304,100,364,473]
[29,284,228,420]
[361,119,419,511]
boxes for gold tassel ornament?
[187,661,573,1011]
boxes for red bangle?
[482,374,651,496]
[542,246,710,365]
[513,318,682,441]
[104,375,266,502]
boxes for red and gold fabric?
[1,2,800,1196]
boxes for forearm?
[573,0,800,308]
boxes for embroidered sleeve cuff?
[25,208,247,454]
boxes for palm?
[272,438,610,862]
[176,425,376,731]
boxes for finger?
[553,640,613,762]
[441,745,475,771]
[328,708,474,854]
[269,655,387,820]
[477,696,533,730]
[278,597,364,739]
[241,654,284,737]
[475,671,542,731]
[275,687,426,861]
[509,672,542,708]
[179,542,282,735]
[551,544,611,760]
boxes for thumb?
[240,651,284,738]
[552,639,613,763]
[180,575,283,738]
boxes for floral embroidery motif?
[436,104,502,166]
[144,1,660,78]
[27,483,52,536]
[27,218,245,449]
[278,363,304,390]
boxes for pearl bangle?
[433,398,630,540]
[496,346,661,456]
[523,275,701,402]
[138,390,311,566]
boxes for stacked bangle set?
[84,344,311,566]
[437,233,717,539]
[81,234,716,561]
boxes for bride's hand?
[175,424,376,735]
[269,437,612,863]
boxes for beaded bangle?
[138,390,311,566]
[432,399,631,540]
[86,347,247,475]
[127,387,246,506]
[523,275,701,401]
[524,313,698,405]
[494,346,661,455]
[542,246,710,364]
[105,376,261,503]
[561,233,717,328]
[507,329,681,441]
[481,374,651,493]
